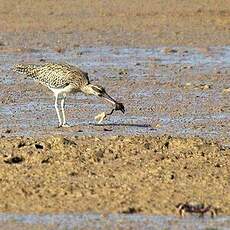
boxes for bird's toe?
[61,123,71,128]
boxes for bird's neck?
[81,84,97,95]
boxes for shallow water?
[0,46,229,144]
[0,213,230,230]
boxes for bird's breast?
[50,84,77,95]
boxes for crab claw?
[115,102,125,113]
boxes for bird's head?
[81,84,125,113]
[81,84,106,96]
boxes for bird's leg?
[61,96,66,125]
[54,94,63,127]
[60,94,71,127]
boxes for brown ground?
[0,0,229,219]
[0,135,229,215]
[0,0,229,48]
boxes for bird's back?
[13,63,90,89]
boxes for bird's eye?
[99,88,105,94]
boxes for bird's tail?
[12,64,38,77]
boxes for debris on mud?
[4,156,24,164]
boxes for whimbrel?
[13,62,125,127]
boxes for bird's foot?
[57,123,71,128]
[61,123,71,128]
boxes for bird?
[13,62,125,127]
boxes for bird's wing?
[14,63,89,89]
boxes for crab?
[176,202,219,218]
[95,102,124,124]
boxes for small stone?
[215,163,221,168]
[5,129,11,134]
[4,156,24,164]
[185,82,192,87]
[121,207,141,214]
[103,128,112,131]
[34,143,44,149]
[41,157,51,164]
[144,143,151,149]
[163,47,178,54]
[77,51,83,56]
[76,129,83,132]
[201,84,211,90]
[118,68,128,75]
[69,172,78,176]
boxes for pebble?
[163,47,178,54]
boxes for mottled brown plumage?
[14,63,89,89]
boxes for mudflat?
[0,0,229,222]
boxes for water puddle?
[0,213,229,230]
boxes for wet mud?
[0,47,230,145]
[0,214,230,230]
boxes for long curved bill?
[102,93,117,105]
